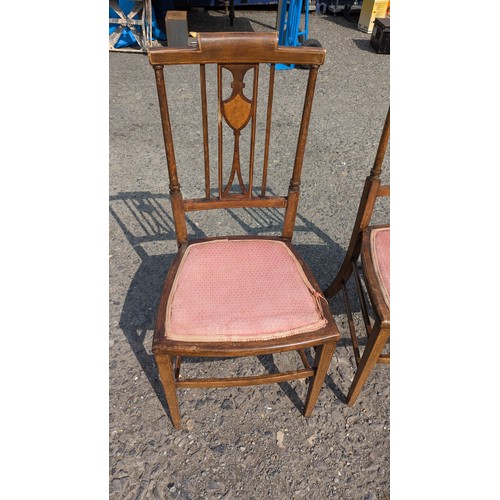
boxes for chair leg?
[323,258,354,299]
[155,354,182,430]
[303,341,336,417]
[323,274,344,299]
[346,323,390,406]
[324,238,362,299]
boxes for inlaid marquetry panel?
[218,63,258,199]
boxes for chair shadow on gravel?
[110,190,363,416]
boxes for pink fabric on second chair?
[166,239,327,342]
[370,227,390,308]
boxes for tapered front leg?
[155,354,182,430]
[303,341,336,417]
[347,323,389,406]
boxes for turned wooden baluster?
[154,65,188,246]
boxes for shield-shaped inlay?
[223,93,252,131]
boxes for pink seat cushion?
[166,239,327,342]
[370,227,390,308]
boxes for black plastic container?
[370,17,390,54]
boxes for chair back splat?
[147,32,340,430]
[150,32,323,245]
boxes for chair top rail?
[148,32,326,66]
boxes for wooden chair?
[147,32,340,429]
[323,108,390,406]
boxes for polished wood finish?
[303,341,336,417]
[148,33,338,429]
[155,354,182,429]
[324,108,390,406]
[148,32,326,66]
[153,65,188,245]
[176,369,315,389]
[151,32,326,248]
[183,195,288,212]
[346,322,389,405]
[323,108,390,299]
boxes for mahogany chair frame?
[147,32,340,429]
[323,108,390,406]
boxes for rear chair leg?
[155,354,182,429]
[303,341,336,417]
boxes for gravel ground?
[110,7,389,499]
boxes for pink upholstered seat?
[369,227,390,308]
[165,239,327,342]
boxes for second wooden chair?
[324,109,390,406]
